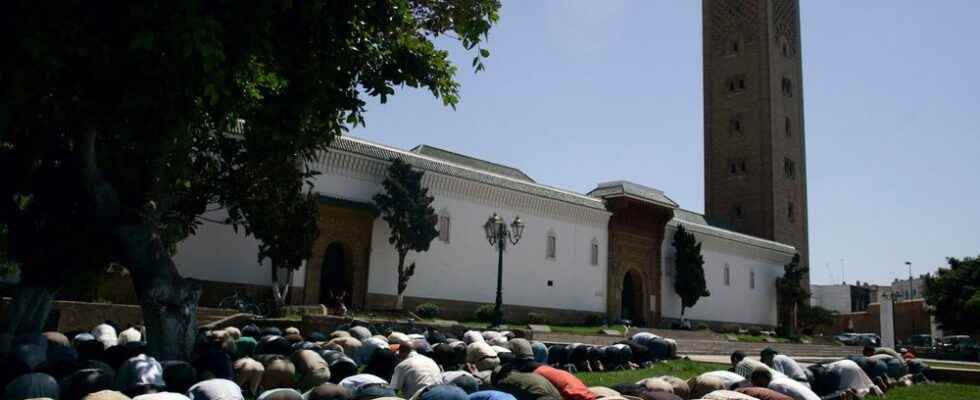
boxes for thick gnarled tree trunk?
[114,225,201,360]
[0,285,54,354]
[81,130,201,360]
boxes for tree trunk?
[114,224,201,361]
[395,251,405,310]
[0,285,54,353]
[80,130,200,361]
[792,303,799,335]
[272,265,292,317]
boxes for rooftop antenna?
[840,258,845,284]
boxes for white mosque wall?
[312,168,611,313]
[660,223,794,327]
[173,209,307,288]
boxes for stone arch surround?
[301,200,376,307]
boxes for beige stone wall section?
[301,202,376,307]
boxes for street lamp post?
[483,213,524,328]
[906,261,914,336]
[905,261,913,300]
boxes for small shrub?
[527,312,548,324]
[748,328,762,336]
[775,325,792,338]
[415,303,440,319]
[474,304,496,323]
[586,314,606,326]
[696,323,710,331]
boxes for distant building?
[889,275,928,301]
[810,282,874,313]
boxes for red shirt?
[533,365,597,400]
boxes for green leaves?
[672,225,710,315]
[924,256,980,333]
[777,254,809,306]
[373,158,439,295]
[0,0,500,295]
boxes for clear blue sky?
[351,1,980,286]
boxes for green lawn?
[576,359,718,387]
[883,384,980,400]
[574,361,980,400]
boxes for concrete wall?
[810,285,852,314]
[815,299,932,341]
[660,224,792,327]
[313,170,610,313]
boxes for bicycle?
[218,290,267,316]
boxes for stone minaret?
[703,0,809,282]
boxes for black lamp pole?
[493,227,506,327]
[484,213,524,328]
[906,261,914,336]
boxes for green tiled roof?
[670,208,796,253]
[587,180,679,208]
[328,136,606,211]
[410,144,535,182]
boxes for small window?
[546,231,557,260]
[590,239,599,266]
[437,214,451,243]
[785,117,792,137]
[784,157,796,179]
[729,161,737,174]
[724,264,731,286]
[730,115,743,136]
[782,42,790,57]
[750,269,756,289]
[733,41,740,53]
[740,160,747,173]
[782,77,794,97]
[733,204,744,219]
[728,75,747,93]
[788,201,795,222]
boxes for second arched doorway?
[320,242,354,306]
[621,269,646,326]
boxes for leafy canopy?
[0,1,500,276]
[373,158,440,296]
[374,158,440,257]
[777,253,809,307]
[672,225,710,315]
[798,304,836,333]
[924,256,980,334]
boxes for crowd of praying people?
[0,321,933,400]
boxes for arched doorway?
[320,242,353,305]
[621,269,645,325]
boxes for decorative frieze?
[312,150,611,227]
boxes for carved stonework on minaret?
[709,0,760,53]
[773,0,799,52]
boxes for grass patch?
[549,324,625,336]
[576,363,980,400]
[576,359,719,387]
[733,334,788,343]
[886,383,980,400]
